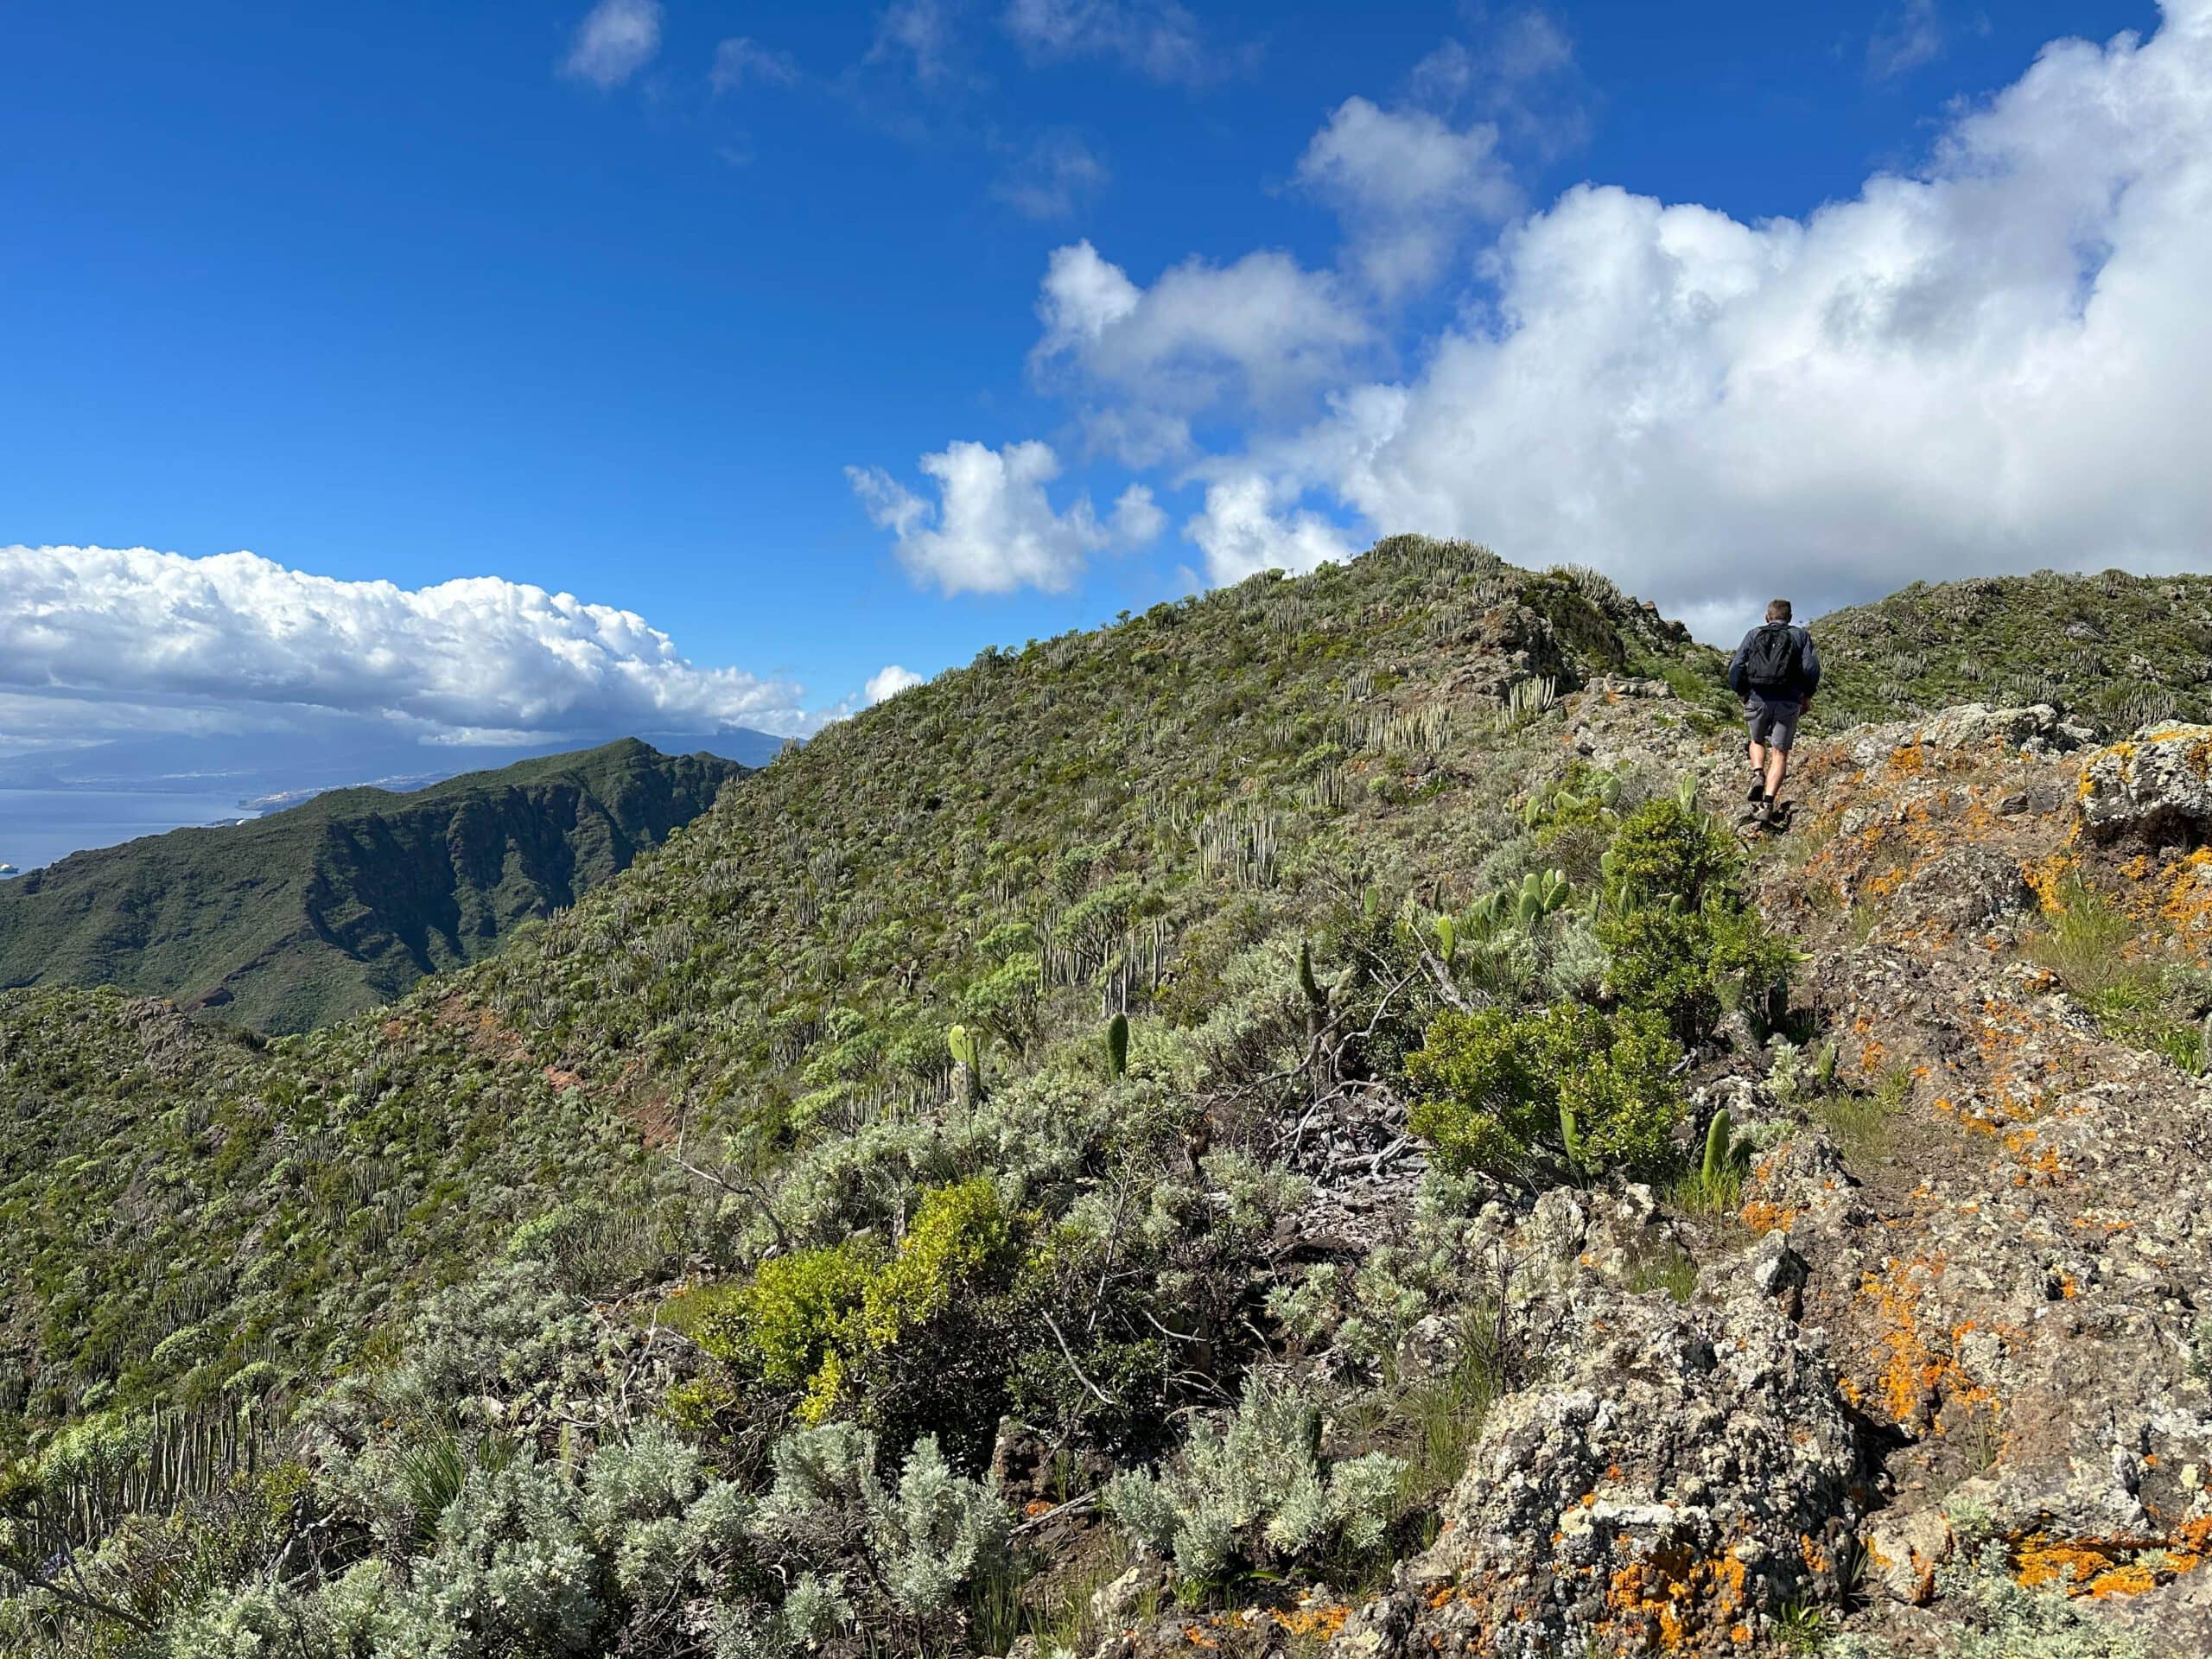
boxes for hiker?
[1727,599,1821,823]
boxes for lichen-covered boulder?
[1372,1256,1863,1656]
[2079,725,2212,843]
[1848,702,2094,770]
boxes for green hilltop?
[1812,567,2212,731]
[3,538,1715,1416]
[0,738,745,1033]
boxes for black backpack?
[1744,623,1802,695]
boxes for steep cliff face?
[0,738,742,1031]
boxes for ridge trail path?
[1318,699,2212,1657]
[1756,709,2212,1646]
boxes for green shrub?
[694,1179,1022,1432]
[1597,798,1792,1039]
[1406,1003,1686,1181]
[1599,795,1733,908]
[756,1421,1011,1621]
[166,1426,818,1659]
[1104,1377,1406,1591]
[858,1177,1020,1350]
[694,1243,880,1405]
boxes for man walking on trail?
[1727,599,1821,825]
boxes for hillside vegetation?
[0,739,742,1032]
[1813,568,2212,731]
[11,541,2209,1656]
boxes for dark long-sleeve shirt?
[1727,625,1821,702]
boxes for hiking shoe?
[1747,776,1768,803]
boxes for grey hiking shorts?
[1745,695,1802,753]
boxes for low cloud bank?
[0,544,811,744]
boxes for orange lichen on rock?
[2158,847,2212,939]
[2024,850,2076,912]
[1604,1544,1752,1653]
[1859,1255,1995,1427]
[2013,1528,2212,1599]
[1739,1199,1797,1236]
[1276,1603,1351,1640]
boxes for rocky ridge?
[1066,703,2212,1658]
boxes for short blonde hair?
[1766,599,1793,623]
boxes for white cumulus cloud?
[0,545,809,739]
[865,664,927,703]
[1296,96,1518,298]
[563,0,662,87]
[847,442,1164,595]
[1031,240,1372,456]
[1282,0,2212,625]
[862,2,2212,627]
[1185,474,1359,588]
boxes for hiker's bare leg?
[1764,747,1788,799]
[1748,739,1767,774]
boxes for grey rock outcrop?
[2079,723,2212,843]
[1351,1249,1862,1656]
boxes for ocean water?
[0,789,261,875]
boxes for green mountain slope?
[1812,568,2212,730]
[3,539,1712,1410]
[1,540,1774,1653]
[0,739,744,1033]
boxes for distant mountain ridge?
[0,738,745,1032]
[0,721,788,798]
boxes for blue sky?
[3,0,2202,743]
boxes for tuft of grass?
[1393,1326,1508,1504]
[1668,1164,1744,1222]
[1813,1065,1914,1166]
[1624,1241,1700,1304]
[965,1549,1036,1655]
[2029,876,2204,1069]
